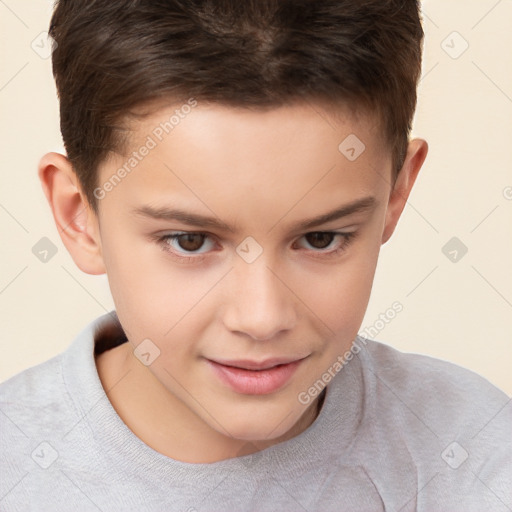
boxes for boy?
[1,0,510,510]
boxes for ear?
[38,152,106,275]
[381,138,428,244]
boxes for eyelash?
[155,230,357,263]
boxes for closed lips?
[208,356,308,371]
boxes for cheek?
[101,233,222,361]
[293,246,379,341]
[100,232,186,334]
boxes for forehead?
[98,101,391,226]
[124,98,383,147]
[117,100,389,174]
[129,98,381,135]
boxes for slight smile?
[205,356,309,395]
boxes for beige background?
[1,0,511,394]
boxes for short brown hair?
[49,0,425,213]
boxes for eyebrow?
[131,196,376,234]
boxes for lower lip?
[206,359,303,395]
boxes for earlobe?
[38,152,106,275]
[381,138,428,245]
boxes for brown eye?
[173,233,207,252]
[303,232,336,250]
[156,231,216,262]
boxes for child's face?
[71,101,425,443]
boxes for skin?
[38,101,428,463]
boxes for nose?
[222,258,298,341]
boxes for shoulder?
[0,353,62,398]
[359,337,510,407]
[0,354,73,439]
[0,354,71,489]
[357,338,511,432]
[353,338,511,508]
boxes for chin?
[217,412,299,444]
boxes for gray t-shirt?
[1,311,510,511]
